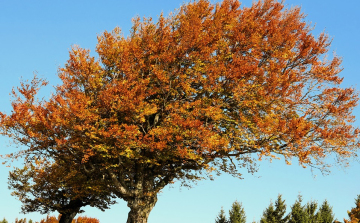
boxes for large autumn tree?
[1,0,359,222]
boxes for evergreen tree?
[0,218,8,223]
[304,200,320,223]
[274,194,289,223]
[288,195,307,223]
[28,220,33,223]
[216,207,228,223]
[229,201,246,223]
[317,200,335,223]
[261,194,289,223]
[260,201,276,223]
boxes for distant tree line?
[215,194,360,223]
[0,215,99,223]
[2,194,360,223]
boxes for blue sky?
[0,0,359,222]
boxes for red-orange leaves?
[1,1,359,223]
[36,215,100,223]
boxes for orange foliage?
[344,202,360,223]
[1,0,359,222]
[36,215,99,223]
[38,215,59,223]
[1,0,357,171]
[15,218,28,223]
[72,216,100,223]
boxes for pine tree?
[261,194,289,223]
[0,218,8,223]
[260,201,276,223]
[288,195,307,223]
[274,194,289,223]
[216,207,228,223]
[304,200,320,223]
[229,201,246,223]
[317,200,335,223]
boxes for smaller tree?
[274,195,289,223]
[304,200,320,223]
[260,201,276,223]
[261,194,289,223]
[344,195,360,223]
[14,218,27,223]
[36,215,100,223]
[229,201,246,223]
[72,216,100,223]
[288,195,307,223]
[0,218,8,223]
[215,207,228,223]
[38,215,60,223]
[8,160,115,223]
[317,200,335,223]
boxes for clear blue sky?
[0,0,359,222]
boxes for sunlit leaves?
[0,1,359,222]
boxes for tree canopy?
[0,0,359,222]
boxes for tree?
[0,218,8,223]
[274,195,290,223]
[215,207,228,223]
[261,201,276,223]
[317,200,334,223]
[14,218,28,223]
[35,215,100,223]
[344,195,360,223]
[72,216,100,223]
[288,197,332,223]
[1,0,359,222]
[261,194,289,223]
[229,201,246,223]
[38,216,59,223]
[304,200,320,223]
[288,195,307,223]
[8,160,115,223]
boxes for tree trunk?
[59,212,77,223]
[126,196,158,223]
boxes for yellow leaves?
[123,148,134,158]
[138,104,158,123]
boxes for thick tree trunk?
[126,196,158,223]
[58,199,82,223]
[59,212,77,223]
